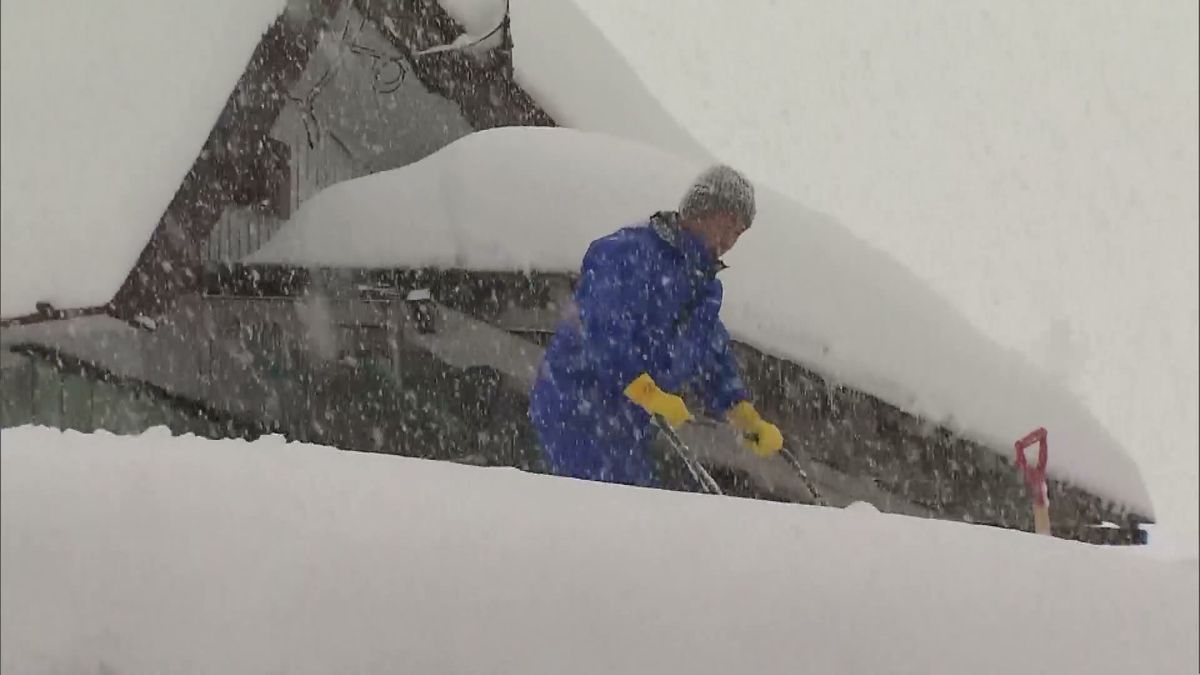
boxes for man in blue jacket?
[529,165,784,487]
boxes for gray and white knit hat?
[678,164,756,227]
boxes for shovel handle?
[1014,427,1048,472]
[1014,427,1050,509]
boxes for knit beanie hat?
[678,164,756,227]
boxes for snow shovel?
[1015,427,1052,536]
[734,424,827,506]
[692,417,827,506]
[651,416,724,495]
[777,446,827,507]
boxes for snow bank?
[0,0,283,317]
[1,427,1194,674]
[250,126,1153,516]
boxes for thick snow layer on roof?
[436,0,707,158]
[0,0,283,317]
[250,126,1154,516]
[442,0,1197,552]
[1,427,1195,674]
[436,0,505,34]
[506,0,709,161]
[526,0,1200,553]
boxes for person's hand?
[624,373,692,428]
[727,401,783,457]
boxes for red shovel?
[1015,427,1051,535]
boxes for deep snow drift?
[1,427,1195,674]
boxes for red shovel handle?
[1014,427,1048,472]
[1015,427,1049,506]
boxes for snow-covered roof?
[249,126,1154,516]
[0,0,284,318]
[507,0,710,161]
[2,427,1195,674]
[497,0,1197,540]
[435,0,708,161]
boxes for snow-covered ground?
[2,427,1195,675]
[534,0,1199,551]
[250,125,1153,517]
[0,0,283,317]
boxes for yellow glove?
[728,401,783,457]
[624,373,692,428]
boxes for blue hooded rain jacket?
[529,212,750,487]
